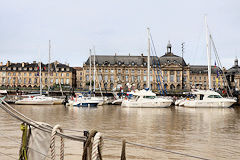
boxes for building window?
[50,79,53,83]
[24,73,27,76]
[29,78,32,84]
[183,71,186,74]
[184,76,187,82]
[204,77,206,80]
[98,69,101,73]
[177,76,180,82]
[18,73,21,76]
[126,70,128,74]
[18,78,21,84]
[104,75,108,82]
[98,75,102,81]
[24,78,26,84]
[177,71,180,75]
[170,71,174,82]
[131,76,135,82]
[50,73,53,76]
[55,79,59,84]
[34,78,37,84]
[150,70,152,74]
[13,72,16,76]
[199,77,202,80]
[118,75,121,81]
[164,76,168,82]
[144,70,146,74]
[61,79,64,84]
[118,69,121,73]
[8,72,11,76]
[126,76,129,81]
[138,70,140,74]
[86,75,89,81]
[2,72,6,76]
[164,71,167,75]
[131,69,134,73]
[111,69,114,73]
[190,77,192,80]
[143,76,146,82]
[2,78,5,84]
[137,76,140,82]
[86,69,89,73]
[66,73,69,77]
[110,75,114,82]
[7,77,11,84]
[150,76,153,82]
[29,73,32,76]
[66,79,69,84]
[45,78,47,84]
[213,77,215,80]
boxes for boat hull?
[15,100,54,105]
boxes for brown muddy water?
[0,104,240,160]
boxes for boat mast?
[205,15,212,90]
[89,49,92,92]
[39,61,42,96]
[48,40,51,96]
[93,47,96,94]
[147,28,150,89]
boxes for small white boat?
[179,89,236,108]
[121,90,173,108]
[112,98,123,105]
[15,95,54,105]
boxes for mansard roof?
[227,66,240,74]
[85,55,161,66]
[160,53,186,66]
[190,65,221,74]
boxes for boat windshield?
[208,95,222,98]
[143,96,156,99]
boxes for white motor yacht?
[121,90,172,108]
[179,89,236,108]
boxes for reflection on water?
[0,105,240,159]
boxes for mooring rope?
[0,100,86,142]
[50,125,64,160]
[91,132,103,160]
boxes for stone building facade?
[74,67,83,89]
[0,61,76,89]
[79,42,223,92]
[226,58,240,91]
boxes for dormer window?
[173,60,176,63]
[19,67,22,71]
[56,68,59,71]
[24,67,27,71]
[143,62,147,66]
[131,62,135,66]
[2,67,6,70]
[66,68,70,71]
[61,68,64,71]
[104,61,109,65]
[29,67,32,71]
[13,67,16,70]
[7,68,11,70]
[118,61,121,65]
[167,60,170,63]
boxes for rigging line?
[104,137,211,160]
[0,102,86,142]
[0,151,17,160]
[149,33,167,95]
[209,35,232,97]
[0,132,51,159]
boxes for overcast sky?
[0,0,239,68]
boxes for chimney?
[6,61,11,66]
[22,62,25,67]
[141,53,143,57]
[33,61,36,64]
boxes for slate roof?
[85,53,187,66]
[227,66,240,74]
[189,65,221,74]
[160,52,187,66]
[0,62,73,72]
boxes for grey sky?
[0,0,239,68]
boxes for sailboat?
[121,28,173,108]
[16,43,63,105]
[179,16,236,108]
[15,61,54,105]
[70,49,103,107]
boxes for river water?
[0,104,240,160]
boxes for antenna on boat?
[147,27,150,90]
[205,15,212,90]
